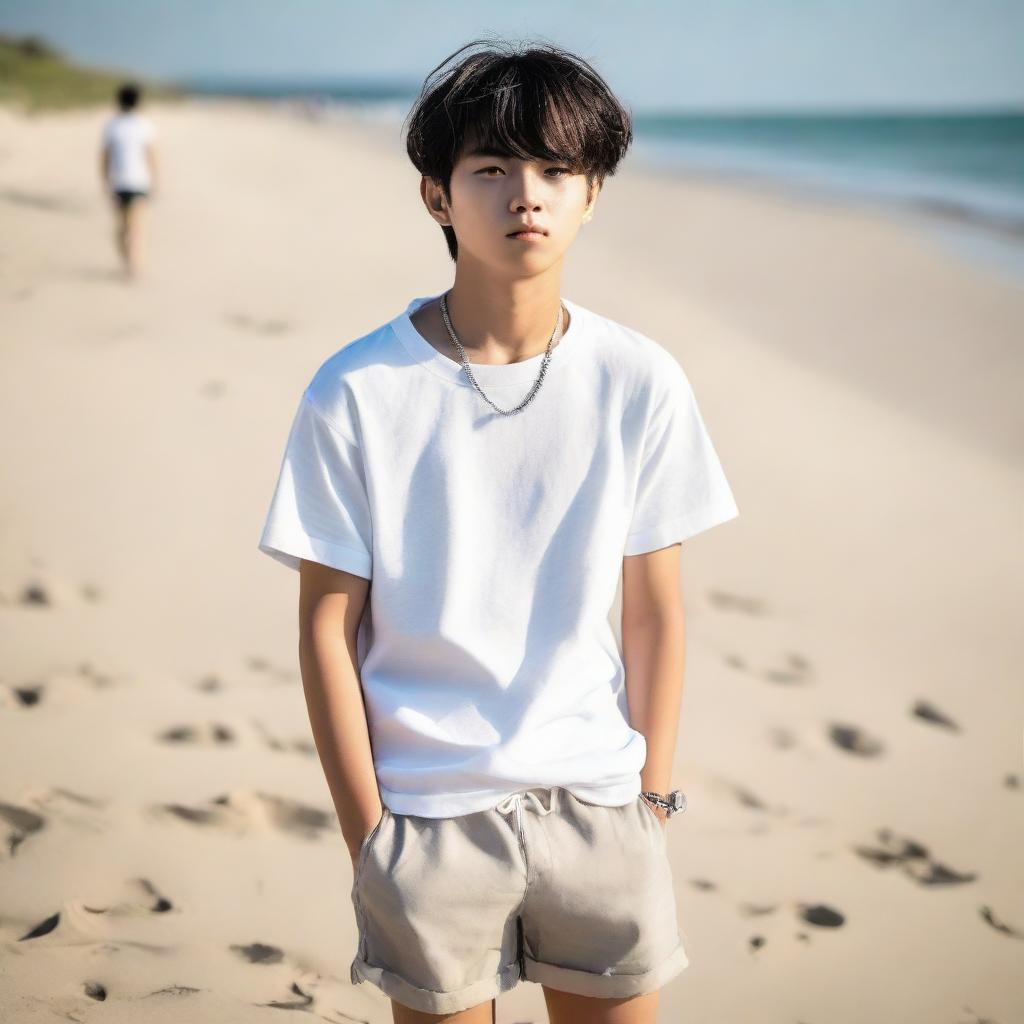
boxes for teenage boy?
[259,38,739,1024]
[100,81,158,280]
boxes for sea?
[183,77,1024,279]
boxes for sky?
[1,0,1022,112]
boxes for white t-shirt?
[259,293,739,818]
[102,112,156,191]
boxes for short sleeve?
[623,362,739,555]
[258,390,373,578]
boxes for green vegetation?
[0,33,184,112]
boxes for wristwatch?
[641,789,687,817]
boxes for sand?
[1,97,1021,1023]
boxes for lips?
[507,226,547,236]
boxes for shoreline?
[628,156,1024,286]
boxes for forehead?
[457,142,559,163]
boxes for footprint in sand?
[911,698,961,732]
[723,649,813,685]
[745,903,844,954]
[199,378,227,398]
[148,985,201,997]
[739,902,779,917]
[2,662,121,709]
[853,827,977,886]
[721,779,778,814]
[768,725,798,750]
[231,947,367,1018]
[798,903,844,928]
[244,655,298,683]
[1,786,110,859]
[707,589,768,615]
[0,800,47,858]
[958,1007,1002,1024]
[16,878,176,943]
[225,312,292,336]
[150,789,335,840]
[979,905,1024,940]
[251,719,316,756]
[0,187,84,213]
[157,722,236,745]
[7,683,44,707]
[828,722,885,757]
[2,571,104,607]
[260,981,314,1011]
[191,658,295,696]
[689,878,718,891]
[232,941,285,964]
[763,651,813,685]
[18,911,60,940]
[692,774,827,831]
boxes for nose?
[508,166,545,214]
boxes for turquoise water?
[630,111,1024,235]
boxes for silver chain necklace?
[439,290,565,416]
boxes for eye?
[546,167,572,177]
[478,166,504,175]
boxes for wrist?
[640,788,687,818]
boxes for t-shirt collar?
[390,292,584,388]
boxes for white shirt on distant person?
[102,112,156,192]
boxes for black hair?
[403,37,633,262]
[117,82,141,111]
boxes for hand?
[640,792,669,830]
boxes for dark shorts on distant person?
[112,189,148,209]
[349,785,688,1015]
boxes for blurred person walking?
[100,82,158,280]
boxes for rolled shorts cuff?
[350,954,521,1015]
[522,939,689,1000]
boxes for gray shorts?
[349,785,688,1015]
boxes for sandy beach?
[1,98,1021,1023]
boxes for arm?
[100,143,110,191]
[297,558,381,865]
[621,542,686,826]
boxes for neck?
[443,267,567,363]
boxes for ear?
[582,178,602,224]
[420,176,452,228]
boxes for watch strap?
[641,789,687,816]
